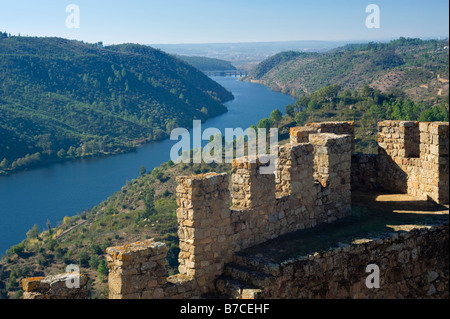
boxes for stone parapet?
[377,121,449,204]
[22,273,88,299]
[106,239,168,299]
[258,225,449,299]
[176,173,232,294]
[21,121,448,300]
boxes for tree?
[313,84,341,102]
[89,255,100,269]
[143,189,157,217]
[26,224,40,240]
[294,111,309,126]
[307,99,320,112]
[0,158,9,170]
[257,118,273,130]
[140,165,147,176]
[285,104,295,117]
[46,219,52,235]
[296,96,311,111]
[57,148,66,158]
[97,260,108,282]
[67,146,76,158]
[79,250,90,268]
[270,109,283,124]
[361,84,374,98]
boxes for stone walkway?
[235,192,449,265]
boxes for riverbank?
[0,147,137,177]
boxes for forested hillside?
[0,35,233,175]
[245,38,449,103]
[175,55,237,71]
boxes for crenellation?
[176,172,231,294]
[22,120,449,300]
[377,120,449,204]
[231,156,276,210]
[290,126,317,144]
[275,142,314,199]
[106,239,169,299]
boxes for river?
[0,76,295,256]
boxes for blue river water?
[0,76,295,256]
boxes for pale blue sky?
[0,0,448,44]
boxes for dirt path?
[54,219,88,240]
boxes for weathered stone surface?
[372,121,449,204]
[106,239,169,299]
[21,121,449,300]
[256,225,449,299]
[22,273,88,299]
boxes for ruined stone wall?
[102,123,354,299]
[21,121,448,300]
[310,133,352,224]
[106,239,169,299]
[351,154,379,191]
[377,121,449,204]
[22,273,88,299]
[289,122,354,223]
[290,121,355,153]
[176,173,232,295]
[418,122,449,204]
[259,225,449,299]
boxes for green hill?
[175,55,237,71]
[245,38,449,103]
[0,35,233,175]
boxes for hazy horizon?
[1,0,448,45]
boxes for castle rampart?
[251,224,449,299]
[22,121,449,299]
[370,121,448,204]
[103,122,356,299]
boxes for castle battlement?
[22,121,449,299]
[377,121,449,204]
[106,122,356,298]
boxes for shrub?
[78,250,90,268]
[26,224,40,240]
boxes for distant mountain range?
[244,38,449,103]
[153,40,367,68]
[0,36,233,174]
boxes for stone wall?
[291,121,355,153]
[176,173,232,295]
[22,273,88,299]
[351,154,380,191]
[102,122,354,299]
[375,121,448,204]
[258,225,449,299]
[21,121,449,300]
[106,239,169,299]
[310,133,352,224]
